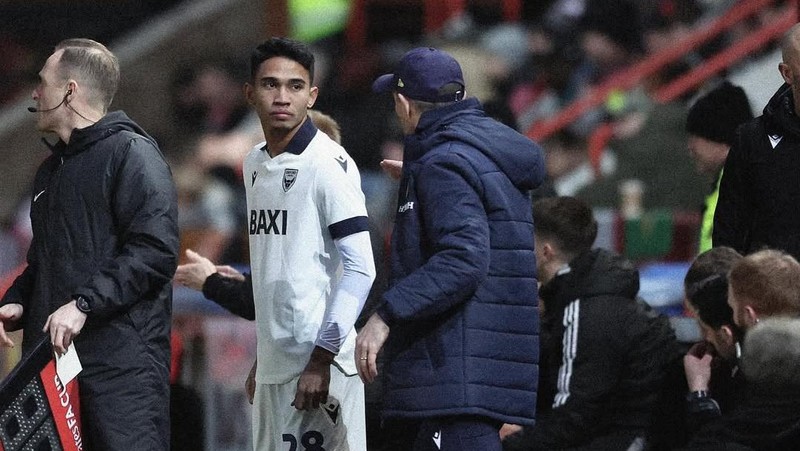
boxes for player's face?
[246,56,318,136]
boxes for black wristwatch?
[74,295,92,314]
[686,389,709,402]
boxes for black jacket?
[685,386,800,451]
[505,249,683,450]
[1,111,179,449]
[714,83,800,259]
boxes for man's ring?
[360,356,368,360]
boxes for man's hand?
[246,359,257,405]
[355,313,390,384]
[43,300,86,355]
[684,341,713,392]
[380,159,403,180]
[293,347,334,410]
[500,423,523,440]
[0,303,23,348]
[216,265,245,281]
[175,249,217,290]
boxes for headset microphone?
[27,90,72,113]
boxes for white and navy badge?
[283,169,298,192]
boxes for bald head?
[781,23,800,64]
[779,24,800,115]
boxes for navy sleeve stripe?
[329,216,369,240]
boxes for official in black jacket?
[714,23,800,260]
[503,197,683,451]
[0,39,178,450]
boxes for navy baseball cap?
[372,47,465,103]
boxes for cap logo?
[397,78,404,88]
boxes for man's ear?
[720,325,736,345]
[541,241,556,262]
[744,305,759,328]
[307,86,319,108]
[780,62,793,85]
[244,83,254,106]
[395,92,412,118]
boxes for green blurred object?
[623,209,674,260]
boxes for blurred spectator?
[683,317,800,450]
[0,34,37,104]
[681,246,744,436]
[541,130,616,197]
[170,59,250,135]
[503,196,683,451]
[685,81,753,253]
[714,24,800,261]
[727,248,800,331]
[575,92,706,211]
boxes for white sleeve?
[315,230,376,354]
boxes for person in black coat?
[503,196,683,451]
[0,38,178,450]
[714,23,800,260]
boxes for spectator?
[503,196,683,451]
[682,247,745,434]
[683,318,800,450]
[713,23,800,260]
[727,248,800,331]
[685,82,753,253]
[358,46,544,450]
[0,38,178,449]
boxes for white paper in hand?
[55,343,82,385]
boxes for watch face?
[76,297,90,313]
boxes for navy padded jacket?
[377,98,544,425]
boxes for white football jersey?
[243,119,369,384]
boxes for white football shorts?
[252,370,366,451]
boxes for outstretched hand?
[175,249,217,290]
[380,159,403,180]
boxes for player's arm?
[294,230,376,410]
[176,249,255,320]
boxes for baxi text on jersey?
[250,209,288,235]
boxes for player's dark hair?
[250,37,315,84]
[684,247,741,329]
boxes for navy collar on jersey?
[261,115,319,155]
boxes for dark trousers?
[379,416,502,451]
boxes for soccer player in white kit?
[242,37,375,451]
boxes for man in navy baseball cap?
[372,47,466,103]
[359,44,544,451]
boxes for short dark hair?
[250,37,314,84]
[533,196,597,258]
[684,247,741,329]
[55,38,119,111]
